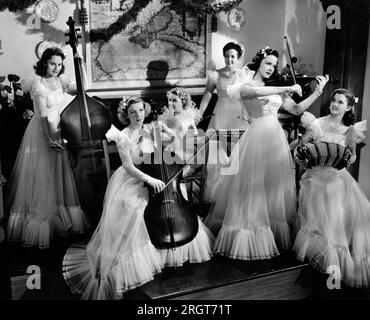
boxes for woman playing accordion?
[293,88,370,288]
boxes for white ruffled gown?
[205,93,297,260]
[293,116,370,288]
[63,124,214,299]
[6,76,89,249]
[204,68,252,201]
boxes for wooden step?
[136,252,316,300]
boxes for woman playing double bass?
[63,96,213,300]
[6,47,89,249]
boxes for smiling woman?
[293,88,370,289]
[6,47,90,249]
[204,46,329,261]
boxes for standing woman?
[205,47,328,260]
[198,42,252,200]
[63,97,169,299]
[6,47,89,249]
[199,42,251,130]
[293,89,370,288]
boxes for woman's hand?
[49,140,65,151]
[348,153,357,165]
[0,174,6,186]
[314,75,329,94]
[147,177,166,194]
[288,84,302,97]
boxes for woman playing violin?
[205,46,329,261]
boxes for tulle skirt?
[63,165,214,299]
[63,166,164,300]
[158,216,215,267]
[6,114,89,248]
[293,167,370,288]
[208,96,249,131]
[205,115,297,260]
[204,96,249,201]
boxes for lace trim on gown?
[63,241,163,300]
[213,225,279,260]
[158,217,215,267]
[7,205,87,249]
[294,229,370,288]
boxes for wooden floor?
[2,235,370,301]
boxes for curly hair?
[247,46,279,79]
[117,96,151,126]
[223,42,243,59]
[166,87,196,110]
[330,88,357,126]
[34,47,66,77]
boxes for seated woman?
[63,95,213,299]
[293,88,370,288]
[157,87,214,267]
[158,87,202,176]
[63,97,167,300]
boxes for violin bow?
[284,36,297,85]
[160,131,217,192]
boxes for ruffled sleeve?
[185,104,202,126]
[157,108,178,130]
[105,124,134,151]
[301,112,322,135]
[240,65,255,83]
[21,75,48,98]
[347,120,367,145]
[208,70,218,84]
[300,112,323,143]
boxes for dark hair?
[34,47,66,77]
[117,96,151,125]
[330,88,356,126]
[223,42,243,59]
[247,47,279,79]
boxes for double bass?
[61,17,112,227]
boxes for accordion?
[296,142,352,170]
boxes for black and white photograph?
[0,0,370,311]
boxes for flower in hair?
[258,46,270,58]
[118,95,132,112]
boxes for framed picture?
[84,0,211,97]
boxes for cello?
[143,121,214,249]
[61,17,112,228]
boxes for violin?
[266,36,338,100]
[61,17,112,227]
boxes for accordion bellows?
[296,142,352,170]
